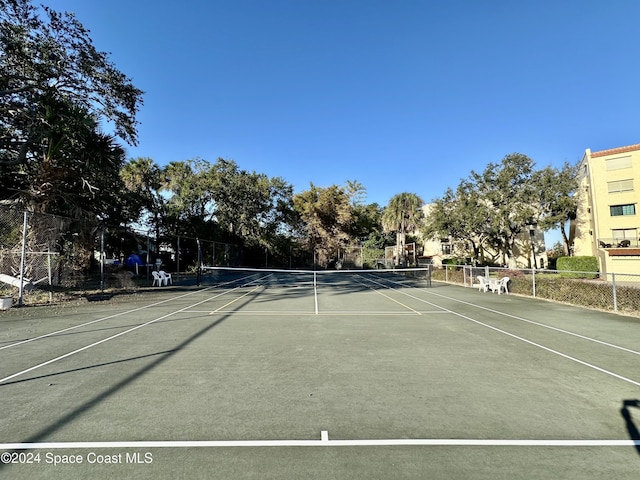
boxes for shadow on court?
[0,293,256,475]
[0,350,177,387]
[621,399,640,456]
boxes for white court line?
[0,285,251,385]
[352,275,422,315]
[0,273,261,353]
[0,289,214,352]
[1,438,639,449]
[209,285,263,314]
[423,289,640,357]
[369,274,640,388]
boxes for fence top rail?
[460,265,640,280]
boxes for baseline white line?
[369,275,640,388]
[0,273,261,352]
[0,286,249,385]
[1,439,638,449]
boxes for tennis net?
[200,266,432,289]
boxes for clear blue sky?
[49,1,640,217]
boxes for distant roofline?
[591,144,640,158]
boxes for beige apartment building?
[420,204,547,268]
[573,144,640,275]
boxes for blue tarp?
[125,253,144,266]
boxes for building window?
[608,179,634,193]
[605,156,632,171]
[441,242,453,255]
[610,204,636,216]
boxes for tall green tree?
[536,162,578,256]
[423,179,491,263]
[210,158,295,246]
[293,183,353,267]
[10,95,129,222]
[161,158,216,237]
[381,192,424,266]
[0,0,143,167]
[120,157,166,236]
[471,153,538,267]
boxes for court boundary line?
[0,284,254,385]
[2,437,639,449]
[374,273,640,357]
[422,287,640,357]
[0,288,215,352]
[209,285,263,314]
[352,275,422,315]
[0,273,262,353]
[367,274,640,388]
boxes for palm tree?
[382,192,425,266]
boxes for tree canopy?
[424,153,579,265]
[382,192,424,266]
[0,0,143,167]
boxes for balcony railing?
[598,238,640,249]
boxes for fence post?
[18,211,28,306]
[146,233,151,281]
[47,242,53,303]
[196,238,202,286]
[100,225,105,292]
[177,236,181,281]
[532,266,536,298]
[611,272,618,312]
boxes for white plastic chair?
[490,277,509,295]
[159,270,172,285]
[152,271,162,287]
[476,275,489,292]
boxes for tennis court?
[0,268,639,479]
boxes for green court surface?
[0,269,639,479]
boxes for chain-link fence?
[433,264,640,317]
[0,208,244,307]
[0,206,76,305]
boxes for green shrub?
[362,247,384,269]
[556,256,598,279]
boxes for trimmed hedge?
[556,256,598,279]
